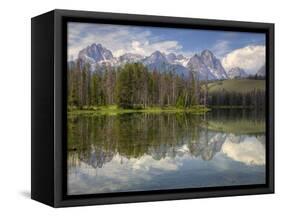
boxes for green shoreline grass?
[68,105,211,116]
[209,105,255,109]
[208,79,265,93]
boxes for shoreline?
[209,105,256,109]
[67,105,261,116]
[67,105,211,116]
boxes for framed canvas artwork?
[31,9,274,207]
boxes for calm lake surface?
[67,109,266,195]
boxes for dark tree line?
[68,111,265,168]
[68,61,204,109]
[67,60,265,109]
[246,75,265,80]
[207,89,265,108]
[67,113,218,168]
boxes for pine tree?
[116,63,134,108]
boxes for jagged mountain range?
[73,43,264,80]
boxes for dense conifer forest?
[67,60,265,110]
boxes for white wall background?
[0,0,279,215]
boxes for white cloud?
[222,45,265,74]
[68,22,266,74]
[67,22,182,60]
[68,153,187,194]
[222,136,265,166]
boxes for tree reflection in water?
[68,110,265,169]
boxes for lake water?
[67,109,266,195]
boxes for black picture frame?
[31,9,274,207]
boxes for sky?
[68,22,266,74]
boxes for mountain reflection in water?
[67,109,266,195]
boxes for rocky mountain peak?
[78,43,114,63]
[256,64,265,77]
[166,53,177,63]
[73,43,258,81]
[227,67,247,79]
[143,51,167,65]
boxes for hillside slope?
[208,79,265,93]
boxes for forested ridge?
[67,60,265,110]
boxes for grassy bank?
[209,105,256,109]
[208,79,265,94]
[68,105,211,116]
